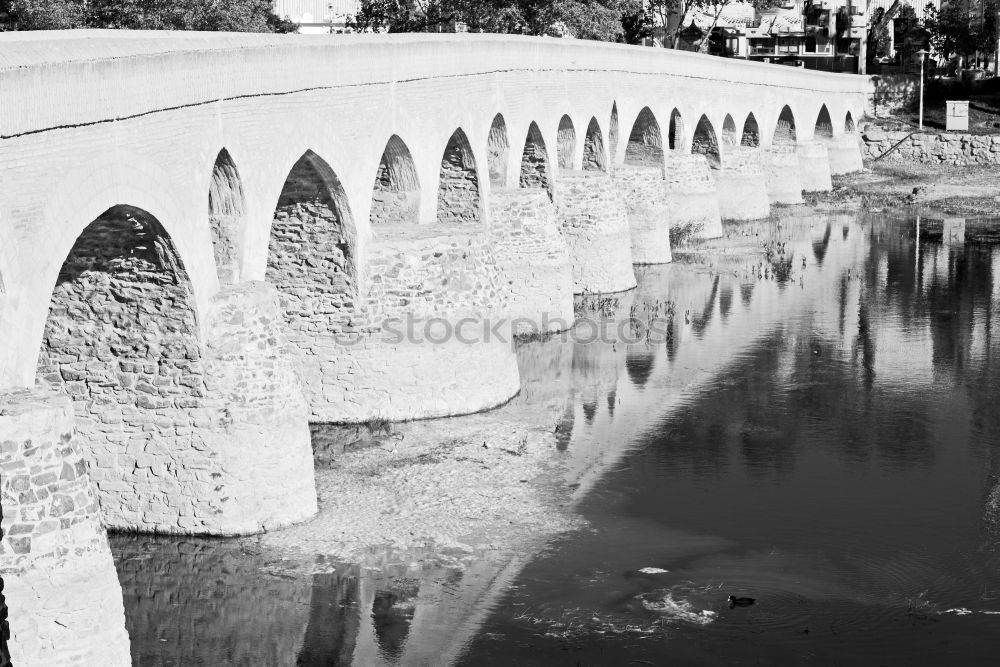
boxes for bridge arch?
[583,117,607,172]
[722,114,737,146]
[609,103,620,166]
[742,113,761,147]
[557,115,577,170]
[487,114,510,188]
[815,104,834,139]
[208,149,247,287]
[668,108,685,151]
[845,111,856,133]
[692,114,721,169]
[267,149,358,333]
[519,121,553,198]
[371,134,420,226]
[773,105,797,145]
[625,106,664,168]
[437,128,482,224]
[35,204,205,512]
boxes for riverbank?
[807,162,1000,217]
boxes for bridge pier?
[763,146,805,205]
[0,389,131,666]
[664,154,723,239]
[490,189,575,334]
[826,134,864,175]
[611,165,673,265]
[299,224,520,423]
[556,171,637,293]
[715,147,771,221]
[797,142,833,192]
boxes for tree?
[922,0,997,70]
[1,0,297,31]
[348,0,640,40]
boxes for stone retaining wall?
[556,171,637,294]
[0,389,130,666]
[490,189,575,334]
[861,128,1000,164]
[610,165,673,265]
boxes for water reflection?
[459,211,1000,664]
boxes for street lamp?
[916,49,930,130]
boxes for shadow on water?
[112,208,1000,665]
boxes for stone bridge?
[0,30,870,665]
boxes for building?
[658,1,934,74]
[272,0,361,34]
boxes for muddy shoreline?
[807,162,1000,217]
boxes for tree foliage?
[921,0,997,66]
[1,0,297,32]
[348,0,642,41]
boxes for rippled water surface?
[114,210,1000,665]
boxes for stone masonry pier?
[0,390,131,666]
[715,146,771,221]
[490,189,575,334]
[611,165,673,265]
[663,154,724,239]
[556,171,636,294]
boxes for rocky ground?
[259,410,580,564]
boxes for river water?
[112,209,1000,665]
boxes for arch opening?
[487,114,510,189]
[741,113,761,147]
[36,205,206,517]
[557,115,576,170]
[845,111,856,134]
[437,128,481,224]
[774,105,797,145]
[815,105,834,139]
[625,107,664,168]
[722,114,737,146]
[268,150,357,335]
[371,135,421,226]
[692,115,721,169]
[208,149,246,287]
[583,117,607,172]
[519,121,553,197]
[609,103,620,165]
[668,109,685,150]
